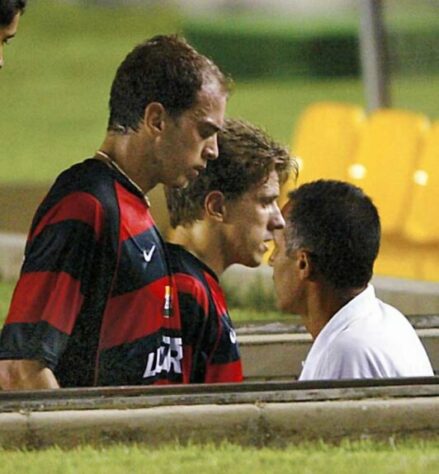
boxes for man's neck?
[97,131,157,193]
[168,222,228,277]
[301,283,366,340]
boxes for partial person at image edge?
[0,0,26,69]
[270,180,434,380]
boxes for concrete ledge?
[262,397,439,444]
[30,404,261,448]
[1,396,438,448]
[0,412,29,448]
[238,329,439,380]
[239,333,311,380]
[0,232,26,281]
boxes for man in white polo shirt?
[270,180,433,380]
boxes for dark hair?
[166,118,297,228]
[286,180,381,289]
[0,0,26,26]
[108,34,230,133]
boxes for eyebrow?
[259,191,280,201]
[200,119,223,134]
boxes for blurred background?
[0,0,438,182]
[0,0,438,317]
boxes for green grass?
[1,439,439,474]
[0,1,182,183]
[230,307,290,323]
[0,1,438,183]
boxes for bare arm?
[0,359,59,390]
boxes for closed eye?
[198,122,222,140]
[261,196,278,206]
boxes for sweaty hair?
[108,34,230,133]
[286,180,381,289]
[166,118,297,228]
[0,0,26,26]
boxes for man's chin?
[169,177,189,189]
[243,255,262,268]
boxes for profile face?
[0,12,21,70]
[222,170,285,268]
[270,204,303,314]
[156,81,227,188]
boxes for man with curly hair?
[270,180,433,380]
[166,118,296,382]
[0,0,26,69]
[0,35,228,389]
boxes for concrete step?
[237,328,439,381]
[1,379,438,448]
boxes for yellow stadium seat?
[348,109,430,236]
[279,102,366,206]
[405,122,439,244]
[421,250,439,282]
[374,237,420,280]
[404,122,439,281]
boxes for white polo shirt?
[299,285,434,380]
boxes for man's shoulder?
[52,159,114,195]
[167,244,224,308]
[329,331,371,358]
[28,159,119,236]
[167,243,217,280]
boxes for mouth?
[195,164,207,173]
[189,165,206,179]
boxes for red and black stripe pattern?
[0,159,184,387]
[167,243,243,384]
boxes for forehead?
[251,169,281,198]
[184,81,227,122]
[231,170,280,209]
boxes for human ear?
[297,250,313,280]
[143,102,167,135]
[204,191,226,222]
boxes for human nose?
[202,135,219,161]
[0,46,4,69]
[269,202,285,231]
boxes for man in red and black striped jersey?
[0,35,228,389]
[165,119,297,383]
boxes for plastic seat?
[279,102,366,206]
[404,122,439,281]
[405,122,439,244]
[373,236,420,280]
[348,109,430,235]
